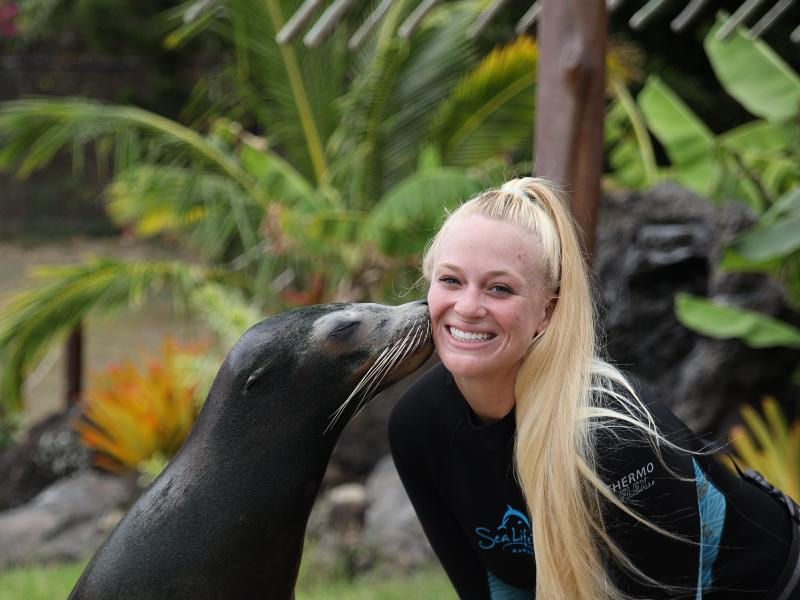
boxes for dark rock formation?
[0,407,91,511]
[595,183,799,433]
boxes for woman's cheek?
[426,286,441,319]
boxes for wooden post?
[534,0,606,264]
[66,324,83,406]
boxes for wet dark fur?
[69,302,432,600]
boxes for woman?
[388,177,800,599]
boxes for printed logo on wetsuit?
[474,505,533,556]
[608,462,655,500]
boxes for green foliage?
[431,36,537,167]
[674,293,800,349]
[605,19,800,353]
[366,168,484,256]
[728,188,800,263]
[704,18,800,123]
[607,18,800,209]
[728,396,800,503]
[637,76,717,195]
[0,260,207,414]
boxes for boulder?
[0,406,91,511]
[360,454,435,573]
[595,184,799,432]
[306,483,368,576]
[0,470,136,568]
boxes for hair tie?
[500,181,534,203]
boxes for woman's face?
[427,214,555,385]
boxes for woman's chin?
[438,353,494,380]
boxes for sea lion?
[69,300,432,600]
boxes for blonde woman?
[389,177,800,599]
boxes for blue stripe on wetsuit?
[693,458,726,599]
[487,571,533,599]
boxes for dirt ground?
[0,236,208,427]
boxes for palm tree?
[0,0,581,415]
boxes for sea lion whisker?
[345,322,421,422]
[356,330,413,400]
[350,323,423,422]
[325,336,407,433]
[325,315,427,433]
[364,320,424,399]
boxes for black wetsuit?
[389,362,800,599]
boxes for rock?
[0,470,136,568]
[596,184,799,432]
[360,454,434,573]
[306,483,368,576]
[0,407,91,511]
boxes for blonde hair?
[421,177,682,600]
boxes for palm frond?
[0,260,209,413]
[224,0,347,183]
[0,98,257,195]
[107,164,263,260]
[161,0,226,50]
[365,168,484,256]
[431,35,537,168]
[330,0,481,206]
[188,282,262,350]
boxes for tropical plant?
[0,2,483,414]
[605,16,800,358]
[73,337,204,474]
[606,16,800,206]
[728,396,800,503]
[0,0,641,420]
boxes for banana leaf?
[705,16,800,123]
[638,76,717,195]
[675,292,800,349]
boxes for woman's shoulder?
[591,376,698,453]
[390,361,452,427]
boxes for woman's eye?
[439,276,459,285]
[490,284,512,294]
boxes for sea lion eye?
[330,320,359,338]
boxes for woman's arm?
[389,396,492,599]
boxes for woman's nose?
[454,288,486,318]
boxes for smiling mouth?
[447,326,496,343]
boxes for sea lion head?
[214,299,433,433]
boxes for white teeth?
[449,326,492,342]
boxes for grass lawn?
[0,555,456,600]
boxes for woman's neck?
[453,373,516,424]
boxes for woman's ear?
[537,294,558,334]
[545,294,558,322]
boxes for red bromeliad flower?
[0,2,19,38]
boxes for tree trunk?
[66,324,83,406]
[533,0,606,264]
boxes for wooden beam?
[534,0,606,264]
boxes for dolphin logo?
[499,504,531,530]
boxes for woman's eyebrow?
[438,263,521,280]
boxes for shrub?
[73,338,203,474]
[728,396,800,502]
